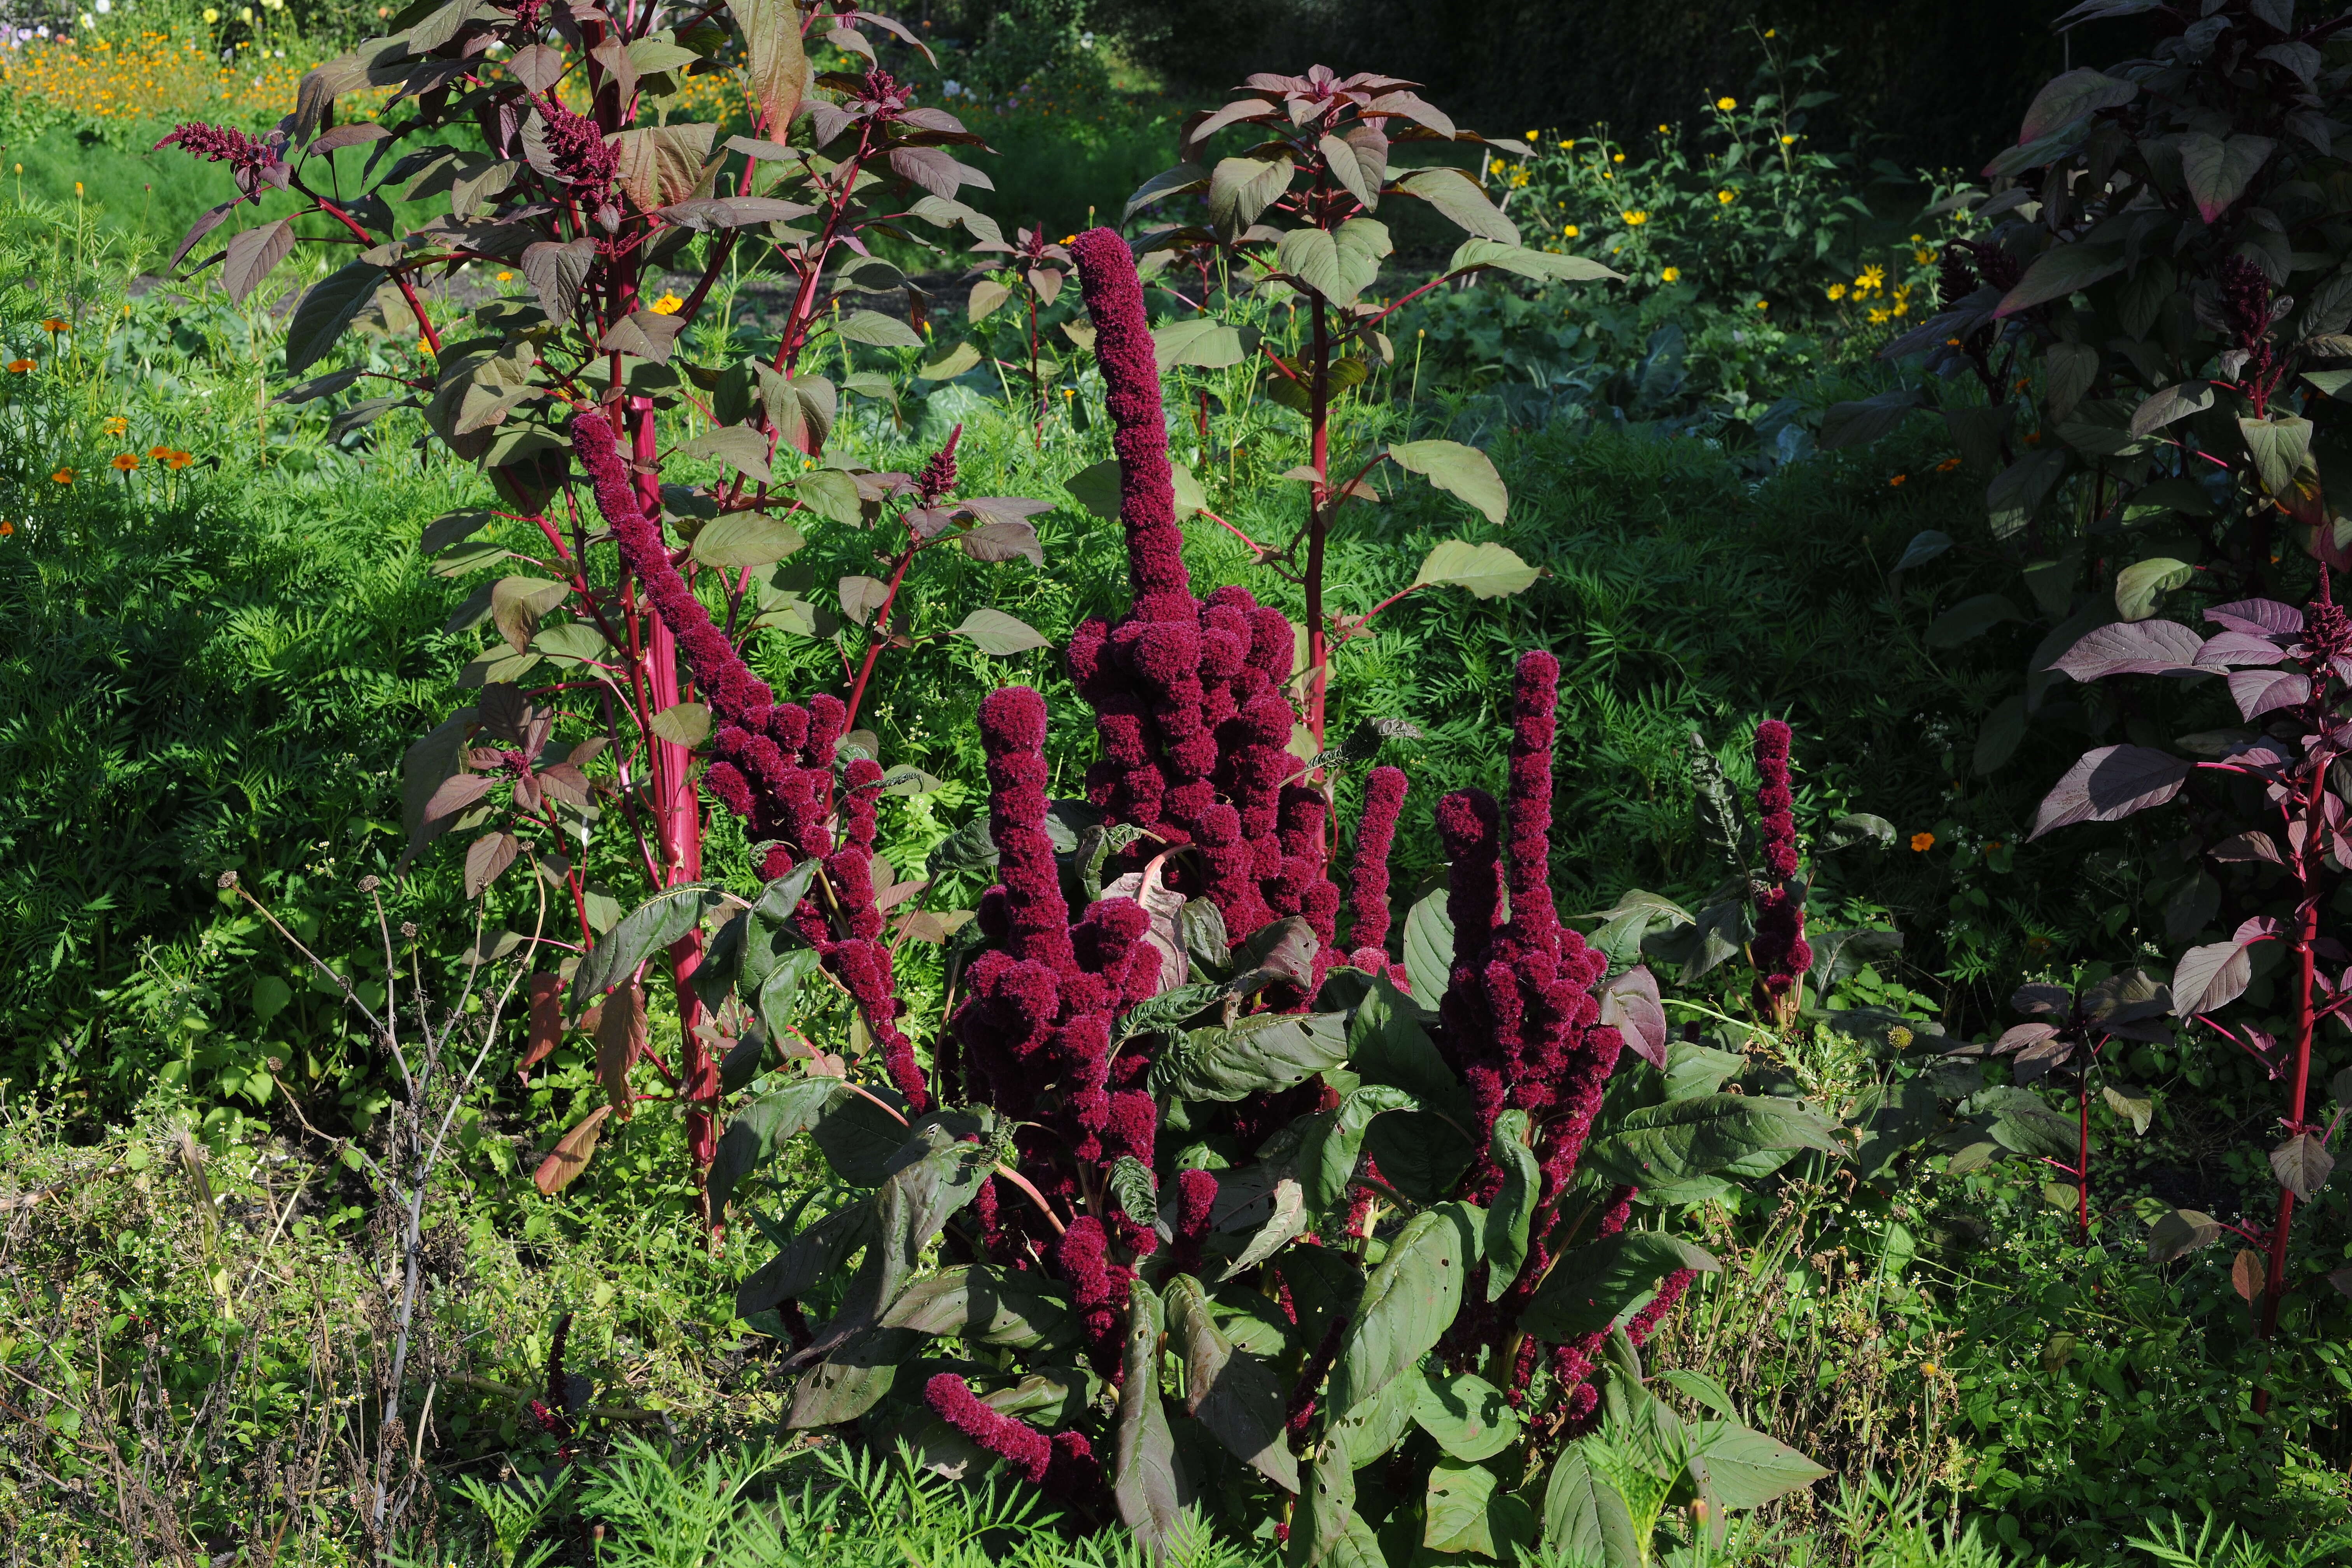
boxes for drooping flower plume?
[1749,718,1811,1026]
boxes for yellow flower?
[1826,283,1847,301]
[1562,224,1580,238]
[1754,298,1769,309]
[1489,157,1505,176]
[1524,129,1538,141]
[1661,266,1680,282]
[1717,189,1735,204]
[496,270,514,282]
[649,292,684,315]
[1612,153,1624,163]
[1622,210,1648,225]
[103,415,127,435]
[1780,134,1797,146]
[111,452,140,471]
[1717,96,1737,111]
[53,468,74,484]
[1857,264,1886,292]
[1764,27,1776,36]
[1657,124,1669,134]
[203,6,217,18]
[1914,247,1934,264]
[1868,306,1891,324]
[1909,831,1935,851]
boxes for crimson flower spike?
[1749,718,1811,1028]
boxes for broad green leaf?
[882,1264,1082,1352]
[1424,1458,1535,1558]
[1446,237,1619,284]
[1401,888,1455,1001]
[1520,1230,1719,1340]
[1206,153,1293,238]
[835,308,923,348]
[1685,1421,1830,1510]
[1164,1273,1297,1491]
[680,424,775,485]
[1484,1110,1539,1298]
[784,1326,918,1426]
[1113,1287,1185,1549]
[793,1125,992,1370]
[808,1088,915,1185]
[1293,1439,1363,1566]
[915,340,982,380]
[1328,1202,1482,1416]
[2115,556,2192,621]
[648,701,712,747]
[1156,1010,1348,1101]
[1348,973,1468,1116]
[690,511,805,573]
[2147,1206,2222,1264]
[1278,226,1382,307]
[1297,1085,1420,1211]
[1363,1112,1477,1203]
[1924,593,2019,649]
[1395,167,1517,243]
[2018,67,2137,142]
[951,606,1050,656]
[1542,1443,1641,1567]
[707,1077,848,1218]
[737,1199,874,1315]
[1331,1363,1424,1467]
[1414,1372,1522,1462]
[1391,444,1509,527]
[2240,415,2314,496]
[1151,316,1256,371]
[573,883,730,999]
[1579,1095,1845,1189]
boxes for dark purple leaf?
[959,520,1044,565]
[1183,96,1280,155]
[2233,916,2286,943]
[2050,620,2205,681]
[889,145,992,199]
[958,496,1054,525]
[170,200,244,275]
[2210,830,2284,864]
[2271,1132,2334,1199]
[2205,598,2303,635]
[2171,940,2252,1015]
[2030,745,2193,839]
[223,217,298,304]
[424,770,499,822]
[2147,1206,2222,1264]
[660,195,816,230]
[2017,68,2138,143]
[1995,1022,2061,1053]
[1599,964,1668,1069]
[2011,983,2072,1016]
[2227,667,2310,721]
[464,830,522,897]
[2195,631,2289,668]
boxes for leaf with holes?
[1520,1231,1719,1340]
[1164,1273,1296,1491]
[1328,1202,1481,1417]
[1157,1011,1349,1101]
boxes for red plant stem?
[843,536,919,732]
[2077,1078,2091,1247]
[1304,294,1332,749]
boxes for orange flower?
[0,521,14,536]
[1935,456,1961,472]
[1888,474,1908,488]
[149,444,172,460]
[5,360,32,373]
[52,468,74,484]
[111,452,140,471]
[1909,831,1936,852]
[39,317,67,334]
[165,450,194,470]
[102,415,128,435]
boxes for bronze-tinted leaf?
[596,979,647,1118]
[534,1103,613,1195]
[519,971,565,1081]
[464,831,521,897]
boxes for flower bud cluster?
[1749,719,1811,1020]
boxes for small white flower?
[79,12,95,25]
[94,1,110,13]
[1079,30,1094,47]
[942,77,961,96]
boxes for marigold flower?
[6,359,32,373]
[111,452,139,471]
[1661,266,1680,282]
[1717,96,1737,110]
[0,522,14,536]
[52,468,74,483]
[496,270,514,282]
[1909,831,1936,852]
[1888,473,1908,487]
[1935,457,1961,472]
[102,415,127,435]
[149,444,171,460]
[40,318,67,334]
[165,450,193,469]
[649,292,684,315]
